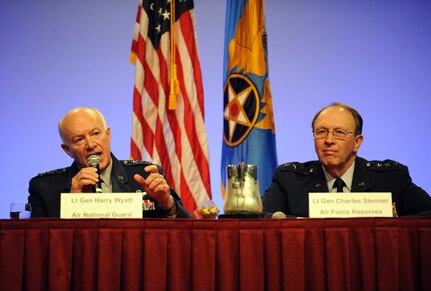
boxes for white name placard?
[60,193,143,219]
[309,192,393,218]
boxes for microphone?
[271,211,287,219]
[87,155,102,193]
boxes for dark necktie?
[333,178,345,192]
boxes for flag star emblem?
[223,73,260,147]
[224,84,252,139]
[162,9,170,20]
[142,0,192,49]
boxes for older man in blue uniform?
[28,107,192,218]
[263,103,431,217]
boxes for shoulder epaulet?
[37,167,68,177]
[365,159,405,171]
[280,161,317,175]
[121,160,154,167]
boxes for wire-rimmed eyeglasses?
[313,128,356,140]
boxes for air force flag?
[221,0,278,197]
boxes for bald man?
[28,107,192,218]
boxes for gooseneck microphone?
[87,155,103,193]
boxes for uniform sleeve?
[397,167,431,216]
[262,167,287,216]
[28,178,48,218]
[169,188,194,218]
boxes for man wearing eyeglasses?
[263,102,431,217]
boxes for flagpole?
[169,0,179,110]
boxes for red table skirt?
[1,218,430,291]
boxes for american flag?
[130,0,212,213]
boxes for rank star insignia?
[223,73,260,147]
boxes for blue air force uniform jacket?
[28,154,192,218]
[262,157,431,217]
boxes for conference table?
[1,217,430,291]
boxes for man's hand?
[71,167,99,193]
[134,165,172,208]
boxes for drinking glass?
[10,203,32,219]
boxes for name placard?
[309,192,393,218]
[60,193,143,219]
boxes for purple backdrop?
[1,0,430,218]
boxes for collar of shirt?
[323,161,355,192]
[100,160,113,191]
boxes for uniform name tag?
[60,193,143,219]
[309,192,393,218]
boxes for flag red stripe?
[133,86,153,156]
[130,139,142,160]
[154,114,176,189]
[179,11,205,117]
[175,47,211,196]
[177,13,212,196]
[142,51,176,189]
[156,48,170,99]
[155,41,183,189]
[179,170,196,211]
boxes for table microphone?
[271,211,287,219]
[87,155,103,193]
